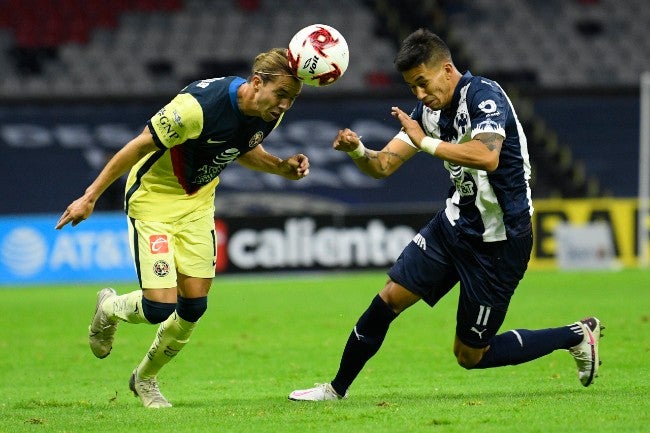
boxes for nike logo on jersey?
[207,138,227,144]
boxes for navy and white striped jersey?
[395,71,533,241]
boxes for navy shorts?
[388,211,532,348]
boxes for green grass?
[0,269,649,433]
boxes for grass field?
[0,269,649,433]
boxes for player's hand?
[333,128,362,152]
[279,153,310,180]
[55,196,96,229]
[391,106,426,148]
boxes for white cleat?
[88,288,119,359]
[288,383,346,401]
[569,317,603,387]
[129,370,172,408]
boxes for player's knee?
[454,346,484,370]
[176,296,208,323]
[456,353,481,369]
[142,297,177,324]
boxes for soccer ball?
[288,24,349,87]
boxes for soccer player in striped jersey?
[289,29,602,402]
[56,48,309,408]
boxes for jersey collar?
[229,77,246,118]
[447,71,473,113]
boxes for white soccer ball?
[288,24,349,87]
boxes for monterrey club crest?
[153,260,170,277]
[249,131,264,147]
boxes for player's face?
[254,75,302,122]
[402,62,455,110]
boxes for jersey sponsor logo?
[455,179,475,197]
[152,259,170,277]
[193,148,241,185]
[153,108,181,141]
[478,99,501,117]
[249,131,264,147]
[478,99,497,114]
[212,148,240,165]
[412,233,426,250]
[149,234,169,254]
[445,163,475,197]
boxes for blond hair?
[250,48,299,83]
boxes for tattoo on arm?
[364,148,408,173]
[477,133,503,152]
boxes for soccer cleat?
[288,383,346,401]
[569,317,604,387]
[88,288,119,359]
[129,370,172,408]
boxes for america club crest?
[249,131,264,147]
[153,260,170,277]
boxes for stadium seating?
[0,0,397,97]
[0,0,645,199]
[445,0,650,88]
[0,0,647,97]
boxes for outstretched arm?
[55,126,159,229]
[333,128,417,179]
[237,144,310,180]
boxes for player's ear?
[251,74,263,91]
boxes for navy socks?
[474,325,583,369]
[328,295,584,392]
[331,295,397,396]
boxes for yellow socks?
[103,290,150,324]
[136,312,196,379]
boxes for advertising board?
[1,198,647,285]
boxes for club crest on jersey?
[455,111,469,137]
[249,131,264,147]
[153,260,170,277]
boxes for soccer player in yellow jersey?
[56,48,308,408]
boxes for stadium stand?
[1,0,646,95]
[0,0,645,198]
[444,0,650,89]
[0,0,398,97]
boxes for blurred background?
[0,0,648,282]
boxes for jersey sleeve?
[469,81,507,139]
[148,93,204,149]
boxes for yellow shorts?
[127,211,217,289]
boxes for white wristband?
[347,141,366,159]
[420,136,442,155]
